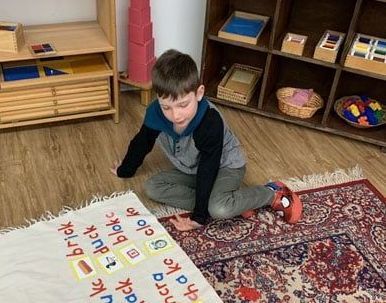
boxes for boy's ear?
[196,85,205,101]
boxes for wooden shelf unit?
[0,0,119,129]
[201,0,386,148]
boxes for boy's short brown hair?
[152,49,200,100]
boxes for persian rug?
[158,169,386,302]
[0,192,222,302]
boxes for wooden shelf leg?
[140,89,152,106]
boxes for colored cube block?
[128,38,154,63]
[129,6,151,25]
[128,57,156,83]
[130,0,150,10]
[129,22,153,44]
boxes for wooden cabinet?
[201,0,385,148]
[0,0,119,129]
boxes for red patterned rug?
[158,179,386,302]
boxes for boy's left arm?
[191,109,224,225]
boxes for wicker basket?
[276,87,324,118]
[217,63,262,105]
[334,96,385,128]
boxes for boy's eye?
[179,102,189,108]
[161,106,170,110]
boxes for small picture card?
[29,42,56,56]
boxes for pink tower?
[127,0,156,83]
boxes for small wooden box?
[0,21,24,53]
[218,11,269,45]
[217,63,262,105]
[344,33,386,76]
[313,30,345,63]
[281,33,307,56]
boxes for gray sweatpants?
[144,166,274,219]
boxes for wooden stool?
[119,72,153,106]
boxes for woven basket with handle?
[276,87,324,119]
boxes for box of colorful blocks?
[313,30,345,63]
[344,33,386,75]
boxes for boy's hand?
[110,159,121,176]
[169,214,203,231]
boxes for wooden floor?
[1,91,385,229]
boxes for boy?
[111,49,302,231]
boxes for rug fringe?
[151,205,186,218]
[0,190,133,235]
[282,165,364,191]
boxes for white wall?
[151,0,206,70]
[0,0,96,24]
[0,0,207,72]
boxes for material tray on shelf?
[218,11,269,45]
[217,63,262,105]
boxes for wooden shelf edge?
[271,50,339,69]
[0,71,113,91]
[342,66,386,81]
[0,108,116,129]
[207,34,269,52]
[208,96,385,147]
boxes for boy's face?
[159,85,205,134]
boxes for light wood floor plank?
[0,92,384,229]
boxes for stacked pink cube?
[128,0,155,83]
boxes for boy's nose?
[172,109,182,122]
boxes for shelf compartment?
[325,71,385,146]
[0,54,112,90]
[273,0,356,63]
[205,0,276,51]
[0,21,115,63]
[356,0,386,39]
[334,71,386,105]
[263,91,324,125]
[202,40,267,107]
[261,55,335,124]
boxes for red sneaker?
[266,181,303,224]
[241,209,255,219]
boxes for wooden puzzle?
[29,42,56,56]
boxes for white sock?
[281,196,290,208]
